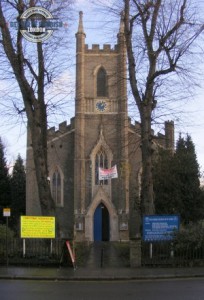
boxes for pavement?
[1,266,204,281]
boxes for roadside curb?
[1,267,204,281]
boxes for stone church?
[26,12,174,242]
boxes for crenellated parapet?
[128,119,174,152]
[154,121,174,151]
[47,118,75,141]
[84,43,118,53]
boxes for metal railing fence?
[142,241,204,266]
[0,238,65,265]
[1,238,204,267]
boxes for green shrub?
[0,224,15,239]
[174,222,204,250]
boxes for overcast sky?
[0,0,204,181]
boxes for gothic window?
[51,169,63,206]
[95,149,108,185]
[97,67,107,97]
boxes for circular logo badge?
[20,7,54,43]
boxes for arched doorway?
[94,203,110,241]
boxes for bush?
[0,224,15,239]
[174,222,204,251]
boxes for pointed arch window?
[97,67,107,97]
[51,169,63,206]
[95,149,108,185]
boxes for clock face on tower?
[95,100,107,112]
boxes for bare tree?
[0,0,74,217]
[122,0,204,215]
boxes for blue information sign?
[143,215,179,242]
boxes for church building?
[26,12,174,242]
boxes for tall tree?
[0,1,73,219]
[153,148,177,214]
[0,137,11,224]
[154,134,204,223]
[122,0,204,216]
[10,154,26,230]
[174,134,203,223]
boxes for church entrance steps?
[84,242,130,268]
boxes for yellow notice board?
[21,216,55,238]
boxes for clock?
[96,100,107,112]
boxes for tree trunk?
[140,106,155,215]
[28,106,55,216]
[0,2,55,217]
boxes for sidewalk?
[1,266,204,281]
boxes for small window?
[97,67,107,97]
[95,149,108,185]
[52,169,62,206]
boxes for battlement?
[47,118,75,140]
[154,121,174,151]
[128,119,174,152]
[85,43,118,53]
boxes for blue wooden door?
[94,204,102,241]
[94,203,110,241]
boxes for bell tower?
[74,12,129,242]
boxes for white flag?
[99,165,118,180]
